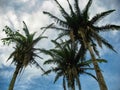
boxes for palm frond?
[94,24,120,31]
[43,11,68,27]
[83,71,98,81]
[74,0,81,17]
[15,32,26,41]
[75,44,87,62]
[75,75,81,90]
[33,53,43,59]
[43,70,52,75]
[40,49,54,57]
[83,0,92,20]
[28,32,36,43]
[54,71,63,83]
[90,10,115,24]
[54,0,70,19]
[86,59,107,64]
[32,36,47,46]
[100,36,117,53]
[92,43,100,58]
[7,51,16,61]
[23,21,30,36]
[41,23,54,30]
[31,60,45,72]
[55,31,69,40]
[42,26,69,31]
[63,76,67,90]
[66,0,74,16]
[51,40,63,49]
[44,59,58,65]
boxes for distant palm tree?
[41,40,100,90]
[42,0,120,90]
[2,21,46,90]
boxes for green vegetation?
[42,0,120,90]
[2,21,46,90]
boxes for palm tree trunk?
[71,81,75,90]
[88,43,108,90]
[8,64,21,90]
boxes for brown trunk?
[88,44,108,90]
[71,81,75,90]
[8,64,21,90]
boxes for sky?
[0,0,120,90]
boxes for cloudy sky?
[0,0,120,90]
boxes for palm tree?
[41,40,100,90]
[2,21,46,90]
[42,0,120,90]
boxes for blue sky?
[0,0,120,90]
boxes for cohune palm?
[2,21,46,90]
[41,40,99,90]
[42,0,120,90]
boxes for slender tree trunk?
[71,84,75,90]
[88,43,108,90]
[63,76,66,90]
[8,64,21,90]
[71,80,75,90]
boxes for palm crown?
[42,0,120,55]
[2,21,46,90]
[41,40,98,90]
[2,21,46,70]
[42,0,120,90]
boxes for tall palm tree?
[2,21,46,90]
[41,40,98,90]
[42,0,120,90]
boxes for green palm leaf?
[23,21,30,36]
[91,10,115,24]
[83,71,98,81]
[54,71,63,83]
[54,0,70,19]
[43,11,67,27]
[83,0,92,20]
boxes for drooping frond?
[101,37,117,53]
[32,53,43,59]
[92,43,100,58]
[90,28,117,52]
[30,60,45,72]
[55,31,69,40]
[63,76,67,90]
[75,44,87,62]
[51,40,63,49]
[83,71,98,81]
[7,51,16,61]
[90,10,115,24]
[54,71,63,83]
[75,75,81,90]
[43,70,52,75]
[40,48,54,57]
